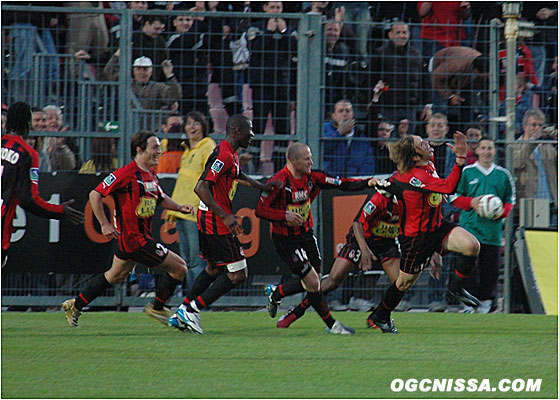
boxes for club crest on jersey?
[103,173,117,188]
[211,159,224,174]
[29,167,39,182]
[409,177,423,187]
[292,190,309,202]
[363,201,376,215]
[325,177,341,186]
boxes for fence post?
[488,19,501,140]
[117,8,133,166]
[296,13,325,260]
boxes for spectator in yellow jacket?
[166,111,216,292]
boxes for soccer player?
[167,115,281,334]
[1,102,84,267]
[448,137,515,313]
[62,131,194,328]
[367,133,480,333]
[256,142,376,334]
[275,190,401,329]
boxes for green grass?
[1,311,557,398]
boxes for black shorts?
[115,239,169,267]
[199,232,245,266]
[398,220,458,275]
[337,236,400,268]
[272,232,322,278]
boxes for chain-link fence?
[1,3,557,312]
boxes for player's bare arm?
[89,190,120,239]
[159,196,194,215]
[61,199,85,224]
[238,171,283,192]
[194,180,242,236]
[352,221,376,271]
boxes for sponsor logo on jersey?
[409,177,423,187]
[29,167,39,182]
[103,173,117,188]
[1,148,20,164]
[469,178,479,185]
[211,159,224,174]
[136,196,157,218]
[292,190,309,202]
[363,201,376,215]
[427,192,443,207]
[325,177,342,186]
[143,181,158,192]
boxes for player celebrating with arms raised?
[62,131,194,328]
[368,133,480,333]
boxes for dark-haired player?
[167,115,281,334]
[62,131,194,328]
[256,142,376,334]
[1,102,84,267]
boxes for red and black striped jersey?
[346,192,399,242]
[197,140,240,235]
[94,160,166,253]
[386,161,463,237]
[1,134,64,251]
[256,166,370,236]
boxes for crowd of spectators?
[1,2,557,188]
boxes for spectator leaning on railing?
[102,54,182,111]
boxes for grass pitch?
[1,311,557,398]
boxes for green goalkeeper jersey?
[450,162,516,246]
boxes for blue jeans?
[527,44,546,86]
[176,219,205,294]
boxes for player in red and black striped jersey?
[367,133,481,333]
[275,191,402,329]
[62,131,194,328]
[1,102,84,267]
[168,115,282,334]
[256,142,375,334]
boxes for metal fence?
[1,3,557,312]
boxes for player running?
[167,115,281,334]
[275,190,401,329]
[1,102,84,267]
[368,133,480,333]
[256,142,376,334]
[62,131,194,328]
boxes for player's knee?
[463,237,480,257]
[173,261,188,281]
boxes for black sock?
[449,255,478,291]
[290,294,312,318]
[193,273,238,311]
[183,270,217,307]
[375,282,406,321]
[75,274,111,310]
[272,277,304,302]
[153,273,182,311]
[308,292,335,329]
